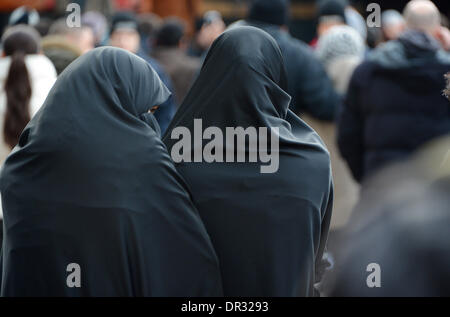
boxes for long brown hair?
[2,25,41,149]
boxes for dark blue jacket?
[338,31,450,182]
[245,21,340,120]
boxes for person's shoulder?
[436,50,450,66]
[278,31,313,55]
[349,58,377,83]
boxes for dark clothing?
[137,50,177,134]
[0,219,2,254]
[163,27,333,297]
[338,31,450,183]
[328,138,450,296]
[248,0,289,27]
[152,47,200,107]
[244,21,340,121]
[0,47,222,297]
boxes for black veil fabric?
[163,27,333,296]
[0,47,222,296]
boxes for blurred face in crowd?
[196,20,225,50]
[383,22,406,41]
[79,27,95,54]
[149,106,159,113]
[404,0,450,50]
[404,0,440,36]
[317,18,345,37]
[381,10,406,41]
[110,29,140,53]
[65,26,95,54]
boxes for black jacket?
[245,21,340,121]
[338,31,450,182]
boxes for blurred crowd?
[0,0,449,296]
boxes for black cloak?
[163,27,333,296]
[0,47,222,297]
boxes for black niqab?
[0,47,222,296]
[163,27,333,296]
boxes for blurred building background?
[1,1,450,41]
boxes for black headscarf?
[0,47,222,297]
[163,27,333,296]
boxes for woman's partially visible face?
[149,106,159,113]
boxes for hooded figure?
[163,27,333,297]
[338,30,450,183]
[0,47,222,297]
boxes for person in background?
[109,12,176,133]
[338,0,450,184]
[0,1,55,36]
[313,0,347,47]
[152,18,200,107]
[34,17,53,37]
[188,10,226,59]
[326,133,450,296]
[344,5,367,43]
[308,25,365,230]
[48,18,95,55]
[326,74,450,298]
[312,0,367,49]
[0,25,56,161]
[381,10,406,42]
[7,6,40,28]
[41,34,82,75]
[137,12,162,55]
[244,0,340,121]
[316,25,365,95]
[82,11,109,47]
[0,25,57,230]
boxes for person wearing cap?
[316,0,347,39]
[243,0,340,121]
[311,0,367,48]
[109,12,177,134]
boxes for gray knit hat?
[316,25,365,66]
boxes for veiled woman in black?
[0,47,222,297]
[163,27,333,297]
